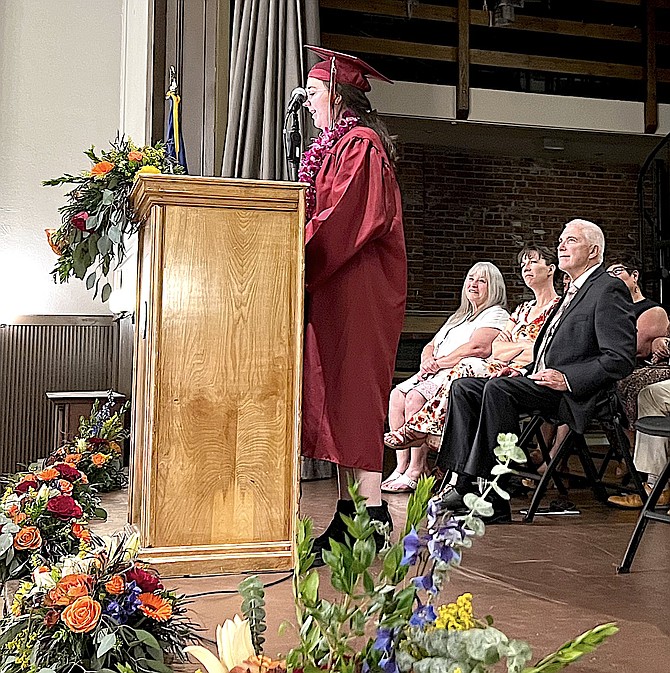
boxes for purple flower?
[409,603,437,627]
[379,657,399,673]
[412,573,438,595]
[401,527,425,566]
[373,627,394,652]
[427,538,461,565]
[103,599,122,621]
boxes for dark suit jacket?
[527,265,636,433]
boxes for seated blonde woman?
[382,246,560,493]
[383,261,510,493]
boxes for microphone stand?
[284,108,302,181]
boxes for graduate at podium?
[298,46,407,565]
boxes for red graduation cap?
[306,45,393,92]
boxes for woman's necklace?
[298,116,359,220]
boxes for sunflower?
[138,593,172,621]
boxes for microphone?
[286,87,307,114]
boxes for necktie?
[533,284,578,373]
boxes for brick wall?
[396,144,641,312]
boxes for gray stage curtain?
[223,0,331,479]
[221,0,319,180]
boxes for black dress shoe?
[431,485,466,511]
[367,500,393,551]
[311,499,355,567]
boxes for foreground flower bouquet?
[44,135,184,301]
[288,434,618,673]
[49,394,129,492]
[0,464,101,584]
[0,528,197,673]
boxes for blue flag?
[165,90,187,172]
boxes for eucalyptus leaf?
[96,632,117,658]
[102,189,114,205]
[108,225,122,245]
[97,235,112,256]
[0,533,14,556]
[86,272,96,290]
[101,282,112,303]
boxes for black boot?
[367,500,393,552]
[311,499,356,567]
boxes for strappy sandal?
[381,473,419,493]
[384,427,426,449]
[381,469,405,489]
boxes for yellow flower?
[134,165,161,179]
[435,593,475,631]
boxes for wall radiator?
[0,317,119,474]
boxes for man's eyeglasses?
[607,266,630,277]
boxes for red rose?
[15,480,36,495]
[44,609,60,628]
[46,495,83,520]
[88,437,108,445]
[71,211,90,231]
[125,564,163,593]
[54,462,81,482]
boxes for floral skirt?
[406,356,510,436]
[616,365,670,427]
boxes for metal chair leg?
[617,456,670,574]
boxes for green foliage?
[44,135,184,301]
[287,481,431,673]
[239,576,268,656]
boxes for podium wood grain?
[129,176,305,575]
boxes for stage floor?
[96,479,670,672]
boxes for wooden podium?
[129,175,304,576]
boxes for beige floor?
[94,480,670,673]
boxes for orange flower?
[7,504,19,518]
[71,523,91,541]
[13,513,26,524]
[61,596,101,633]
[45,229,65,255]
[58,479,73,494]
[91,453,108,467]
[64,454,82,464]
[80,474,89,484]
[105,575,125,595]
[109,441,122,454]
[19,474,37,485]
[48,573,91,606]
[138,593,173,621]
[38,468,60,481]
[90,161,114,176]
[13,526,42,550]
[128,150,143,162]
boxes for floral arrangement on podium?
[186,434,617,673]
[0,529,197,673]
[49,395,130,493]
[44,136,184,301]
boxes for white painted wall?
[0,0,124,319]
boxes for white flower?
[185,615,255,673]
[61,554,95,576]
[122,531,141,561]
[76,438,88,453]
[32,567,56,590]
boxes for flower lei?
[298,116,360,220]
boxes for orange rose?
[61,596,101,633]
[38,468,60,481]
[128,150,143,162]
[48,573,91,606]
[80,474,89,484]
[64,454,82,464]
[45,229,65,255]
[90,161,114,176]
[13,526,42,550]
[58,479,73,494]
[71,523,91,541]
[105,575,125,595]
[19,474,37,485]
[91,453,108,467]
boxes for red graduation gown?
[301,126,407,472]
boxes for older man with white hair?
[434,219,637,522]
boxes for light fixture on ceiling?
[543,138,565,151]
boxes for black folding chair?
[516,390,646,523]
[617,416,670,574]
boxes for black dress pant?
[436,376,563,479]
